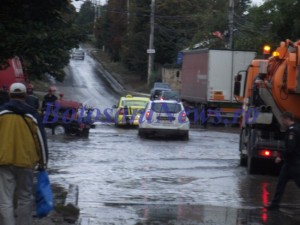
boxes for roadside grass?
[89,46,149,94]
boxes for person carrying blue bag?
[0,83,49,225]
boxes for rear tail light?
[79,123,85,130]
[180,111,187,122]
[258,149,273,157]
[118,108,124,115]
[145,111,151,120]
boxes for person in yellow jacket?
[0,82,48,225]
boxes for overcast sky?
[252,0,264,6]
[72,0,265,11]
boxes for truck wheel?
[247,129,260,174]
[247,156,255,174]
[240,155,247,167]
[239,129,247,167]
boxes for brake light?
[179,111,187,123]
[119,108,124,115]
[145,111,151,120]
[258,149,271,157]
[79,123,85,129]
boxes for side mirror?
[234,81,241,96]
[236,74,242,82]
[233,74,242,96]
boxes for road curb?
[65,184,79,207]
[61,184,80,224]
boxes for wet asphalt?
[44,51,300,225]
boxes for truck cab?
[233,40,300,174]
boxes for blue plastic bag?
[35,170,54,218]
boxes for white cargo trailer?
[181,49,256,124]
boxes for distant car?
[138,100,189,139]
[158,90,180,101]
[71,48,85,60]
[150,82,172,100]
[113,95,149,126]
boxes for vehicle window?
[122,100,148,107]
[154,83,170,89]
[163,91,179,99]
[151,102,182,113]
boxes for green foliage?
[94,0,300,80]
[0,0,87,81]
[234,0,300,55]
[120,0,150,79]
[75,1,95,34]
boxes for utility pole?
[228,0,234,49]
[147,0,155,86]
[127,0,130,25]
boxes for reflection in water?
[135,203,300,225]
[261,182,270,223]
[47,126,300,224]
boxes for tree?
[0,0,87,81]
[75,0,95,34]
[234,0,300,54]
[94,0,300,83]
[121,0,150,79]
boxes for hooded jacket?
[0,99,48,168]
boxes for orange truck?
[234,39,300,174]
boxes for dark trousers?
[272,163,300,205]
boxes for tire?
[81,128,90,137]
[239,129,247,167]
[247,129,259,174]
[182,132,189,141]
[247,156,259,174]
[240,155,247,167]
[52,125,65,135]
[138,129,145,138]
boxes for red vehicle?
[42,95,95,137]
[0,57,27,105]
[0,57,26,85]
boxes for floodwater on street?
[45,51,300,224]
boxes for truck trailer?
[181,49,256,125]
[234,39,300,174]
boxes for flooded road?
[46,52,300,224]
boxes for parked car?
[113,94,149,126]
[138,100,189,139]
[43,97,95,137]
[150,82,172,100]
[71,48,85,60]
[158,90,180,101]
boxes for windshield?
[122,100,148,107]
[162,91,179,99]
[151,102,182,113]
[154,83,170,89]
